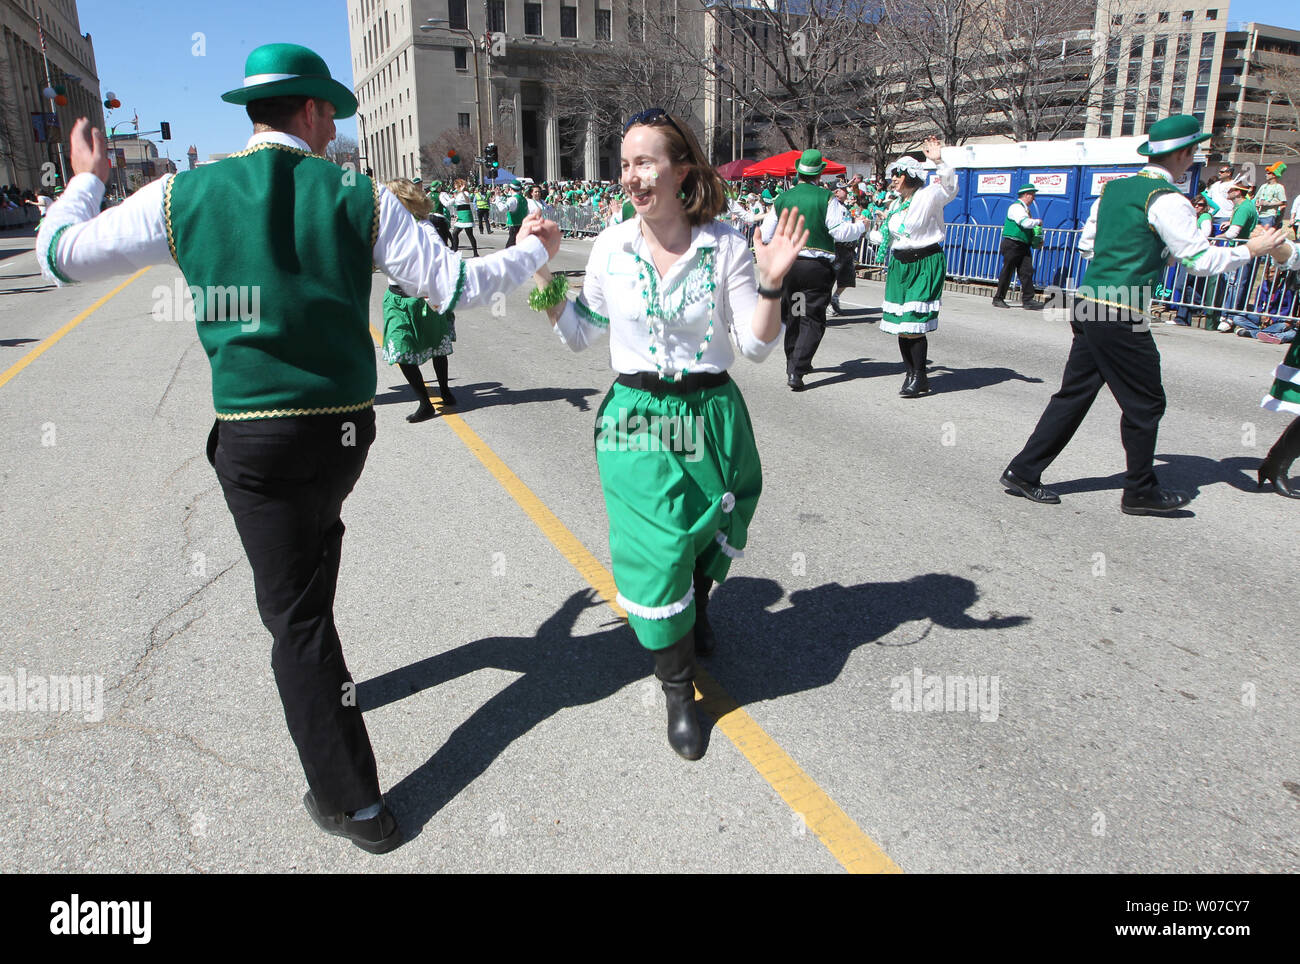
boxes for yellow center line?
[370,324,899,873]
[0,267,152,391]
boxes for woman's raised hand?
[754,208,809,287]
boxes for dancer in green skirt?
[529,108,808,759]
[880,136,957,398]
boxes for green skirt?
[595,378,762,651]
[1262,338,1300,416]
[881,249,945,334]
[381,288,455,365]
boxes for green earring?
[677,189,687,200]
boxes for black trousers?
[477,209,490,232]
[995,238,1035,300]
[1008,302,1167,495]
[208,409,381,815]
[782,256,836,375]
[505,223,520,248]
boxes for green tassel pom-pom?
[528,274,570,312]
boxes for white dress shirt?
[1006,200,1041,229]
[37,131,547,312]
[1076,165,1250,277]
[1206,179,1235,221]
[883,162,958,251]
[554,218,781,374]
[758,189,867,260]
[1291,195,1300,224]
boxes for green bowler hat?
[221,43,358,119]
[1017,184,1038,195]
[1137,114,1211,156]
[796,149,827,176]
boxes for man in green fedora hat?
[992,183,1044,309]
[1002,114,1288,516]
[35,42,560,854]
[760,148,865,390]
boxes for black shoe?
[830,296,842,315]
[303,791,404,854]
[1120,488,1191,515]
[899,371,917,396]
[787,373,805,392]
[992,297,1010,308]
[654,635,703,760]
[437,386,457,407]
[1258,418,1300,498]
[999,468,1061,504]
[1022,299,1045,311]
[406,404,437,423]
[912,369,930,396]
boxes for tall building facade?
[0,0,102,190]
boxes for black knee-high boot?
[400,363,436,422]
[430,355,455,405]
[910,336,930,395]
[1258,416,1300,498]
[898,337,915,396]
[693,568,715,657]
[653,632,703,760]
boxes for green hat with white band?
[221,43,358,119]
[1137,114,1211,157]
[796,149,827,176]
[1017,184,1038,195]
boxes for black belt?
[616,370,730,396]
[891,242,943,264]
[388,283,410,297]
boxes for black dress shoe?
[406,403,437,423]
[1120,488,1191,515]
[899,372,917,396]
[1022,299,1045,311]
[787,373,805,392]
[992,297,1010,308]
[303,791,404,854]
[999,468,1061,504]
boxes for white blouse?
[885,162,958,251]
[554,218,782,375]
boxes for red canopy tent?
[716,158,756,180]
[742,149,847,178]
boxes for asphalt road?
[1,223,1296,873]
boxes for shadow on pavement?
[359,574,1026,840]
[0,337,40,348]
[1044,452,1268,500]
[925,364,1043,394]
[376,379,601,413]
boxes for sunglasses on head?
[623,108,687,142]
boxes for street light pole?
[423,19,485,184]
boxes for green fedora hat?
[796,149,827,176]
[1017,184,1038,195]
[221,43,357,119]
[1137,114,1211,156]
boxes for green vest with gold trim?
[165,142,379,419]
[774,182,834,254]
[506,193,527,226]
[1077,173,1180,314]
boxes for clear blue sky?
[78,0,357,162]
[77,0,1298,163]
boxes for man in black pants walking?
[992,184,1043,310]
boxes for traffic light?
[485,142,498,165]
[160,121,171,140]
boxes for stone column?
[545,112,561,183]
[584,117,599,181]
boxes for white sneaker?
[1217,321,1233,332]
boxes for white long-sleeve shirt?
[1076,165,1251,277]
[881,162,959,251]
[1206,178,1235,221]
[554,218,781,374]
[37,131,547,312]
[758,189,866,260]
[1006,200,1041,230]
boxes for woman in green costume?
[383,178,458,423]
[527,110,808,760]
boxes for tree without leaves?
[325,134,359,167]
[420,128,480,183]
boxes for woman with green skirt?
[880,136,957,398]
[528,109,808,759]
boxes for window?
[627,11,641,42]
[458,113,470,130]
[1181,10,1193,21]
[561,5,577,38]
[525,2,542,35]
[487,0,506,33]
[1206,9,1217,20]
[453,47,467,70]
[449,0,468,30]
[596,8,612,41]
[1158,11,1170,22]
[1136,13,1146,24]
[1112,14,1122,25]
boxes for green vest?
[1229,197,1258,240]
[1003,202,1033,244]
[165,142,379,420]
[1077,173,1180,314]
[506,194,526,226]
[429,192,446,217]
[774,182,834,253]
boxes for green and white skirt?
[595,378,762,651]
[881,248,945,334]
[1261,339,1300,416]
[381,288,455,366]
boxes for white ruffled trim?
[1261,395,1300,416]
[1273,363,1300,387]
[617,584,694,620]
[881,299,942,313]
[715,531,744,559]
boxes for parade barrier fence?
[0,205,39,229]
[486,203,1300,324]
